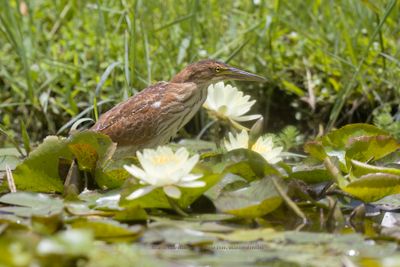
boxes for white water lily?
[224,130,283,164]
[124,146,205,200]
[203,82,261,129]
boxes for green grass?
[0,0,399,147]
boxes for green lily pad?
[0,152,20,171]
[342,173,400,202]
[68,131,116,171]
[94,158,135,190]
[212,228,280,242]
[345,135,400,165]
[223,149,281,178]
[0,192,63,217]
[213,177,285,218]
[69,218,143,242]
[10,136,72,192]
[304,141,328,161]
[322,123,389,149]
[351,159,400,177]
[37,229,93,256]
[289,167,333,184]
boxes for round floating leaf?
[10,136,72,192]
[342,173,400,202]
[351,159,400,177]
[178,173,222,208]
[69,218,143,242]
[213,177,285,218]
[304,141,327,161]
[345,135,400,165]
[68,131,116,172]
[120,185,170,209]
[95,158,135,190]
[37,229,93,256]
[223,149,281,179]
[0,150,20,171]
[0,192,63,217]
[322,123,389,150]
[68,143,98,171]
[289,167,333,184]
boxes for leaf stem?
[167,196,188,217]
[271,176,307,225]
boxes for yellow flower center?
[152,155,179,165]
[251,143,268,154]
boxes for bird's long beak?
[223,67,266,82]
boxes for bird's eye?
[215,67,221,73]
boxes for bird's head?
[171,59,266,85]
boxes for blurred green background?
[1,0,399,148]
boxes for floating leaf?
[223,149,282,179]
[213,177,285,218]
[0,148,21,171]
[70,218,143,242]
[0,192,63,217]
[120,185,170,209]
[68,131,116,171]
[322,123,389,149]
[212,228,280,242]
[351,159,400,177]
[371,194,400,211]
[11,136,72,192]
[346,135,400,164]
[94,158,135,190]
[289,168,332,184]
[142,224,216,245]
[68,143,98,171]
[178,173,221,208]
[113,206,148,222]
[37,229,93,256]
[342,173,400,202]
[304,141,327,161]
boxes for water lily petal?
[234,114,262,122]
[180,173,203,182]
[178,181,206,188]
[124,164,152,184]
[126,185,156,200]
[163,185,181,199]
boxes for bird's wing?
[91,82,197,147]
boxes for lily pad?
[213,177,285,218]
[342,173,400,202]
[37,229,94,256]
[351,160,400,177]
[223,149,281,178]
[289,167,332,184]
[68,131,116,171]
[11,136,72,192]
[345,135,400,164]
[69,218,143,242]
[304,141,328,161]
[94,158,136,190]
[322,123,389,149]
[0,192,63,217]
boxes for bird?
[91,59,265,157]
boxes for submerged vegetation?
[1,0,400,266]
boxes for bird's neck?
[170,68,193,83]
[170,69,211,88]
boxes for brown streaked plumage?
[91,59,265,157]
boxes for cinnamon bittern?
[91,60,265,156]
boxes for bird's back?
[91,81,205,153]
